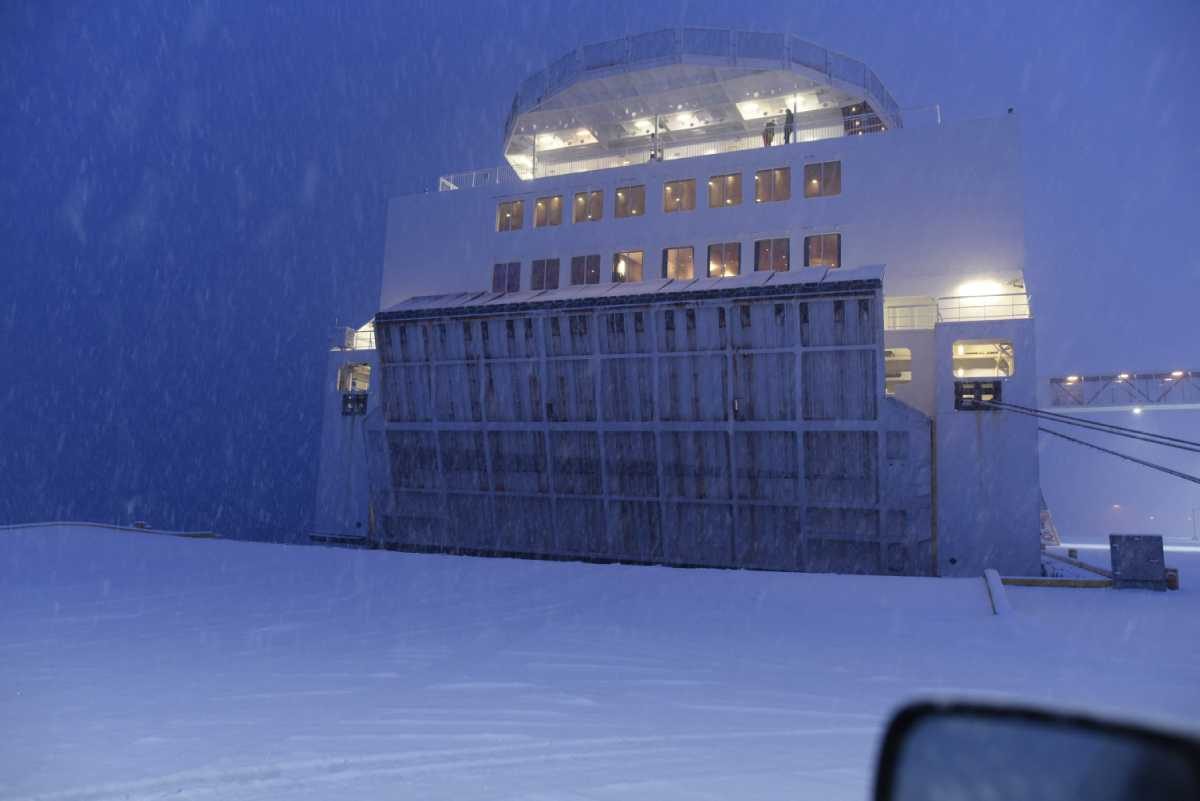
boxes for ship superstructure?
[316,29,1040,577]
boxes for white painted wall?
[934,318,1042,577]
[381,114,1024,310]
[312,348,379,534]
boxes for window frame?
[614,185,646,218]
[707,173,742,208]
[707,242,741,277]
[492,261,521,293]
[753,238,790,272]
[803,233,842,268]
[573,190,604,223]
[531,257,560,291]
[611,250,644,283]
[663,178,697,213]
[570,254,602,285]
[534,195,563,227]
[803,161,842,199]
[661,246,695,280]
[496,199,524,232]
[754,167,791,203]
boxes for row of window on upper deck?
[496,162,842,232]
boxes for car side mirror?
[874,702,1200,801]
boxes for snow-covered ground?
[3,525,1198,801]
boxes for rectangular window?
[885,347,913,394]
[804,161,842,198]
[803,233,841,267]
[573,190,603,222]
[754,167,790,203]
[531,258,560,290]
[496,200,524,231]
[661,247,694,280]
[612,250,644,283]
[707,242,741,277]
[492,261,520,292]
[615,185,645,218]
[707,173,742,207]
[534,195,563,227]
[953,340,1015,379]
[663,179,696,213]
[754,238,790,272]
[570,254,602,285]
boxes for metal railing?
[504,28,903,140]
[438,108,938,191]
[937,293,1030,323]
[884,292,1030,330]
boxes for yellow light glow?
[956,344,965,356]
[1118,372,1130,380]
[954,279,1006,297]
[1066,375,1079,383]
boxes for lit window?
[336,362,371,392]
[615,185,645,218]
[803,233,841,268]
[952,340,1015,378]
[573,190,603,222]
[531,258,560,290]
[754,167,790,203]
[570,254,601,285]
[661,247,694,280]
[496,200,524,232]
[492,261,520,293]
[612,250,644,283]
[707,173,742,207]
[754,238,790,272]
[663,179,696,213]
[534,196,562,227]
[803,161,842,198]
[707,242,741,277]
[885,347,912,395]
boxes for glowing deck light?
[1065,375,1079,383]
[1132,406,1143,415]
[1117,372,1130,380]
[1171,370,1184,377]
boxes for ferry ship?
[313,29,1040,578]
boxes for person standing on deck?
[784,108,795,144]
[762,119,776,147]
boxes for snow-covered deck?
[2,525,1198,800]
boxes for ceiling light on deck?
[1132,406,1143,415]
[1065,375,1079,383]
[1117,372,1130,380]
[1171,370,1184,377]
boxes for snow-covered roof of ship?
[502,28,901,179]
[378,265,884,321]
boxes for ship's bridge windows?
[661,246,695,280]
[708,173,742,207]
[804,161,842,198]
[885,347,913,395]
[337,362,371,393]
[615,185,645,218]
[531,258,560,290]
[754,238,790,272]
[663,179,696,213]
[534,195,563,227]
[804,233,841,268]
[573,190,603,222]
[754,167,790,203]
[492,261,520,293]
[612,250,644,283]
[952,340,1015,379]
[496,200,524,232]
[707,242,741,277]
[570,254,601,285]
